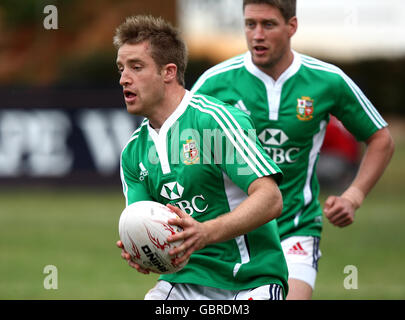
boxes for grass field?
[1,133,404,300]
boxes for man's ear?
[163,63,178,83]
[287,16,298,38]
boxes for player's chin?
[126,103,142,115]
[252,55,273,68]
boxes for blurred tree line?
[0,0,404,116]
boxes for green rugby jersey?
[120,90,288,292]
[192,51,387,240]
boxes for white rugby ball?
[118,201,188,274]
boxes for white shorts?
[145,280,284,300]
[281,236,321,289]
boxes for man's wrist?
[341,186,365,209]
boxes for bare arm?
[324,127,395,227]
[167,176,283,264]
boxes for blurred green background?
[0,0,404,300]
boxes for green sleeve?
[331,72,387,142]
[120,148,153,206]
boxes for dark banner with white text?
[0,87,143,185]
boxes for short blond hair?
[113,15,187,86]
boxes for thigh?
[281,236,322,289]
[287,278,313,300]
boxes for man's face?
[244,3,296,70]
[116,42,164,117]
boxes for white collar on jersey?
[243,50,302,121]
[147,89,192,135]
[147,89,192,174]
[244,50,302,87]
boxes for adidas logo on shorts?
[287,242,308,255]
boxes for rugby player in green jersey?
[114,15,289,299]
[192,0,395,299]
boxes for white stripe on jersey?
[189,101,265,178]
[233,235,250,277]
[300,55,387,129]
[222,172,248,212]
[303,120,328,206]
[120,166,128,206]
[205,55,244,75]
[120,120,148,206]
[193,94,277,175]
[191,56,245,94]
[221,173,251,277]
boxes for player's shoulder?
[190,92,227,105]
[298,52,347,79]
[205,53,246,75]
[298,52,362,94]
[190,93,246,114]
[193,53,247,87]
[189,93,254,128]
[121,118,148,154]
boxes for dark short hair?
[243,0,296,22]
[113,15,187,86]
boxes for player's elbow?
[249,176,283,222]
[271,187,283,220]
[386,131,395,159]
[380,128,395,167]
[262,186,283,223]
[381,127,395,158]
[368,127,395,160]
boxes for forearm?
[203,176,282,244]
[342,127,394,207]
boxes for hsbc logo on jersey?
[160,181,208,215]
[258,129,289,146]
[160,182,184,200]
[258,129,300,164]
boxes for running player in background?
[114,15,288,300]
[192,0,395,299]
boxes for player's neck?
[258,50,294,82]
[148,85,186,130]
